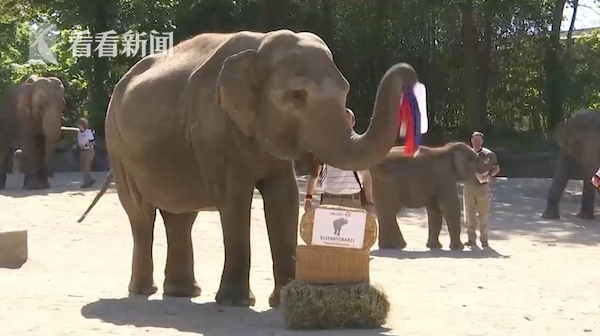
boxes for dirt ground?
[1,172,600,336]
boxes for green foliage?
[0,0,599,148]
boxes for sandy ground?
[1,172,600,336]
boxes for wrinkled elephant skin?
[542,109,600,220]
[370,142,481,250]
[87,30,419,307]
[0,75,66,190]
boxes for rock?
[0,229,28,267]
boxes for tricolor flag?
[398,82,427,156]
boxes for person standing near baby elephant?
[77,118,96,188]
[464,131,500,248]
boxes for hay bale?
[0,229,28,267]
[281,280,390,330]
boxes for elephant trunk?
[309,63,418,171]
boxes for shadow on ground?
[0,171,114,199]
[81,296,395,336]
[371,246,510,260]
[486,178,600,246]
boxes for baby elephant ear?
[217,49,259,137]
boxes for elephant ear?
[217,49,259,137]
[17,82,33,118]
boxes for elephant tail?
[77,169,114,223]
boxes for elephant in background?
[0,75,66,190]
[542,109,600,220]
[370,142,487,250]
[79,30,418,308]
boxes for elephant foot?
[541,209,560,220]
[163,279,202,298]
[269,287,282,308]
[215,284,256,307]
[426,240,443,249]
[576,211,595,220]
[449,241,464,250]
[378,239,407,250]
[128,279,158,296]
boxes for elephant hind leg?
[160,209,201,297]
[115,169,158,296]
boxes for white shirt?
[474,147,492,183]
[78,129,95,149]
[320,164,362,195]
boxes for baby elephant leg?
[439,193,464,250]
[425,200,443,249]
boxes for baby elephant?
[333,217,348,236]
[370,142,483,250]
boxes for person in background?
[304,108,375,215]
[463,131,500,247]
[77,118,96,188]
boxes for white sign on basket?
[311,208,367,249]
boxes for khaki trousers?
[320,193,362,209]
[463,183,491,243]
[80,148,95,184]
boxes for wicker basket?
[295,245,370,284]
[300,204,377,250]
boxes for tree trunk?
[566,0,579,53]
[461,1,484,131]
[544,0,568,133]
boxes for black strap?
[352,171,363,189]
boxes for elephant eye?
[289,89,308,106]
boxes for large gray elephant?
[78,30,418,307]
[370,142,493,250]
[0,75,66,190]
[542,109,600,220]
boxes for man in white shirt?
[77,118,96,188]
[304,108,375,215]
[464,131,500,247]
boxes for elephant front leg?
[256,169,299,308]
[577,180,595,220]
[376,205,406,249]
[20,134,44,190]
[215,182,255,307]
[425,200,444,249]
[542,150,570,219]
[438,194,463,250]
[160,210,201,297]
